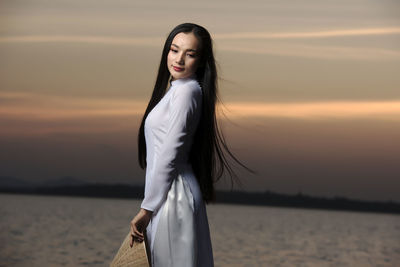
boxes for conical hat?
[110,230,151,267]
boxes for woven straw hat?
[110,231,151,267]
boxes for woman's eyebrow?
[171,43,197,52]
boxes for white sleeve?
[140,82,202,213]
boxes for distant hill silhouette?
[0,176,36,188]
[0,176,89,188]
[1,176,399,214]
[40,176,89,187]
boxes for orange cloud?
[1,92,400,124]
[0,92,145,120]
[222,101,400,120]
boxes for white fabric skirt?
[145,166,214,267]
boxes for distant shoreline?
[1,184,399,215]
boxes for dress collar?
[170,74,197,87]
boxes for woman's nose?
[176,53,184,65]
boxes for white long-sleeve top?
[140,77,203,213]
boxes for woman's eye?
[170,48,178,53]
[187,54,196,58]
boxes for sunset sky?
[1,0,399,201]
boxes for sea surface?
[0,194,399,267]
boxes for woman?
[130,23,252,267]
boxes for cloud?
[0,35,163,46]
[0,92,145,120]
[2,92,400,121]
[2,27,399,45]
[1,91,400,136]
[223,101,400,120]
[1,27,399,60]
[213,27,400,40]
[219,43,400,60]
[0,92,146,136]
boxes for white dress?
[140,76,214,267]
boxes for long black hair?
[138,23,255,203]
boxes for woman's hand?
[130,208,153,247]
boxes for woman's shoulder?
[171,78,202,99]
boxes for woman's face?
[167,32,200,81]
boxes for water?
[0,194,399,266]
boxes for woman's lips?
[173,66,184,72]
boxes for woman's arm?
[130,208,152,245]
[140,81,202,213]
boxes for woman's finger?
[130,223,135,235]
[130,223,137,247]
[134,229,144,239]
[130,224,144,243]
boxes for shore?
[1,194,399,266]
[1,183,399,214]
